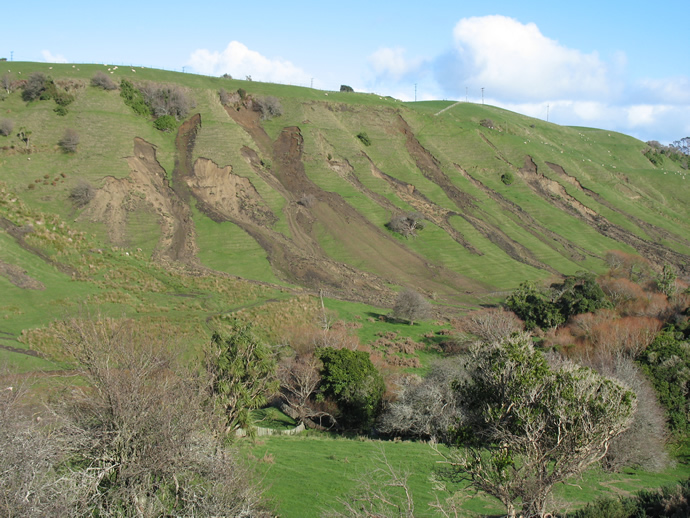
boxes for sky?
[3,0,689,144]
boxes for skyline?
[3,0,688,144]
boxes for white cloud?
[41,50,68,63]
[445,15,612,101]
[368,47,422,80]
[635,77,690,104]
[187,41,311,85]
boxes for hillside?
[1,62,689,354]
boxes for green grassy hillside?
[1,62,689,363]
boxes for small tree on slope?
[443,333,636,518]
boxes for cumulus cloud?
[439,15,614,102]
[41,50,68,63]
[368,47,424,80]
[187,41,311,85]
[635,77,690,105]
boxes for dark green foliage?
[340,85,354,93]
[356,131,372,146]
[638,329,690,433]
[315,347,385,429]
[655,264,678,297]
[505,281,564,330]
[570,477,690,518]
[205,322,279,434]
[501,171,515,185]
[153,115,178,132]
[119,78,151,117]
[506,274,610,330]
[237,88,246,100]
[53,106,68,116]
[552,272,611,320]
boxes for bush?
[21,72,48,101]
[253,95,283,120]
[53,106,68,116]
[0,118,13,137]
[120,78,151,117]
[501,171,514,185]
[58,128,79,153]
[316,347,385,429]
[90,71,118,91]
[218,87,231,105]
[140,83,193,119]
[386,211,425,238]
[392,289,431,325]
[68,181,95,208]
[1,73,13,94]
[153,114,178,132]
[479,118,495,129]
[356,131,372,146]
[340,85,354,93]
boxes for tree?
[22,71,48,101]
[91,71,118,90]
[444,333,635,518]
[378,359,464,442]
[16,126,32,149]
[1,72,12,94]
[386,211,426,238]
[340,85,354,93]
[0,118,13,137]
[316,347,385,429]
[392,289,431,325]
[252,95,283,120]
[58,128,80,153]
[205,321,279,434]
[2,314,272,518]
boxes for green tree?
[505,281,564,330]
[552,272,611,320]
[446,333,636,518]
[205,322,279,434]
[316,347,385,429]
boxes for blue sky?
[3,0,688,143]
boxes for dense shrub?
[153,114,178,132]
[479,118,495,129]
[119,78,151,117]
[90,71,118,91]
[0,118,13,137]
[501,171,514,185]
[356,131,372,146]
[140,83,193,119]
[340,85,354,93]
[386,211,426,238]
[638,328,690,433]
[68,181,95,207]
[253,95,283,120]
[316,347,385,429]
[21,72,48,101]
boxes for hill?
[1,62,689,360]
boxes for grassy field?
[242,432,690,517]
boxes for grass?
[242,432,690,518]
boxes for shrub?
[53,106,68,116]
[501,171,514,185]
[21,72,48,101]
[479,118,495,129]
[68,181,95,207]
[316,347,385,429]
[253,95,283,120]
[392,289,431,325]
[218,87,231,105]
[386,211,426,238]
[0,118,13,137]
[153,114,177,132]
[340,85,354,93]
[119,78,151,117]
[356,131,372,146]
[90,71,118,91]
[58,128,79,153]
[1,73,13,94]
[140,83,193,119]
